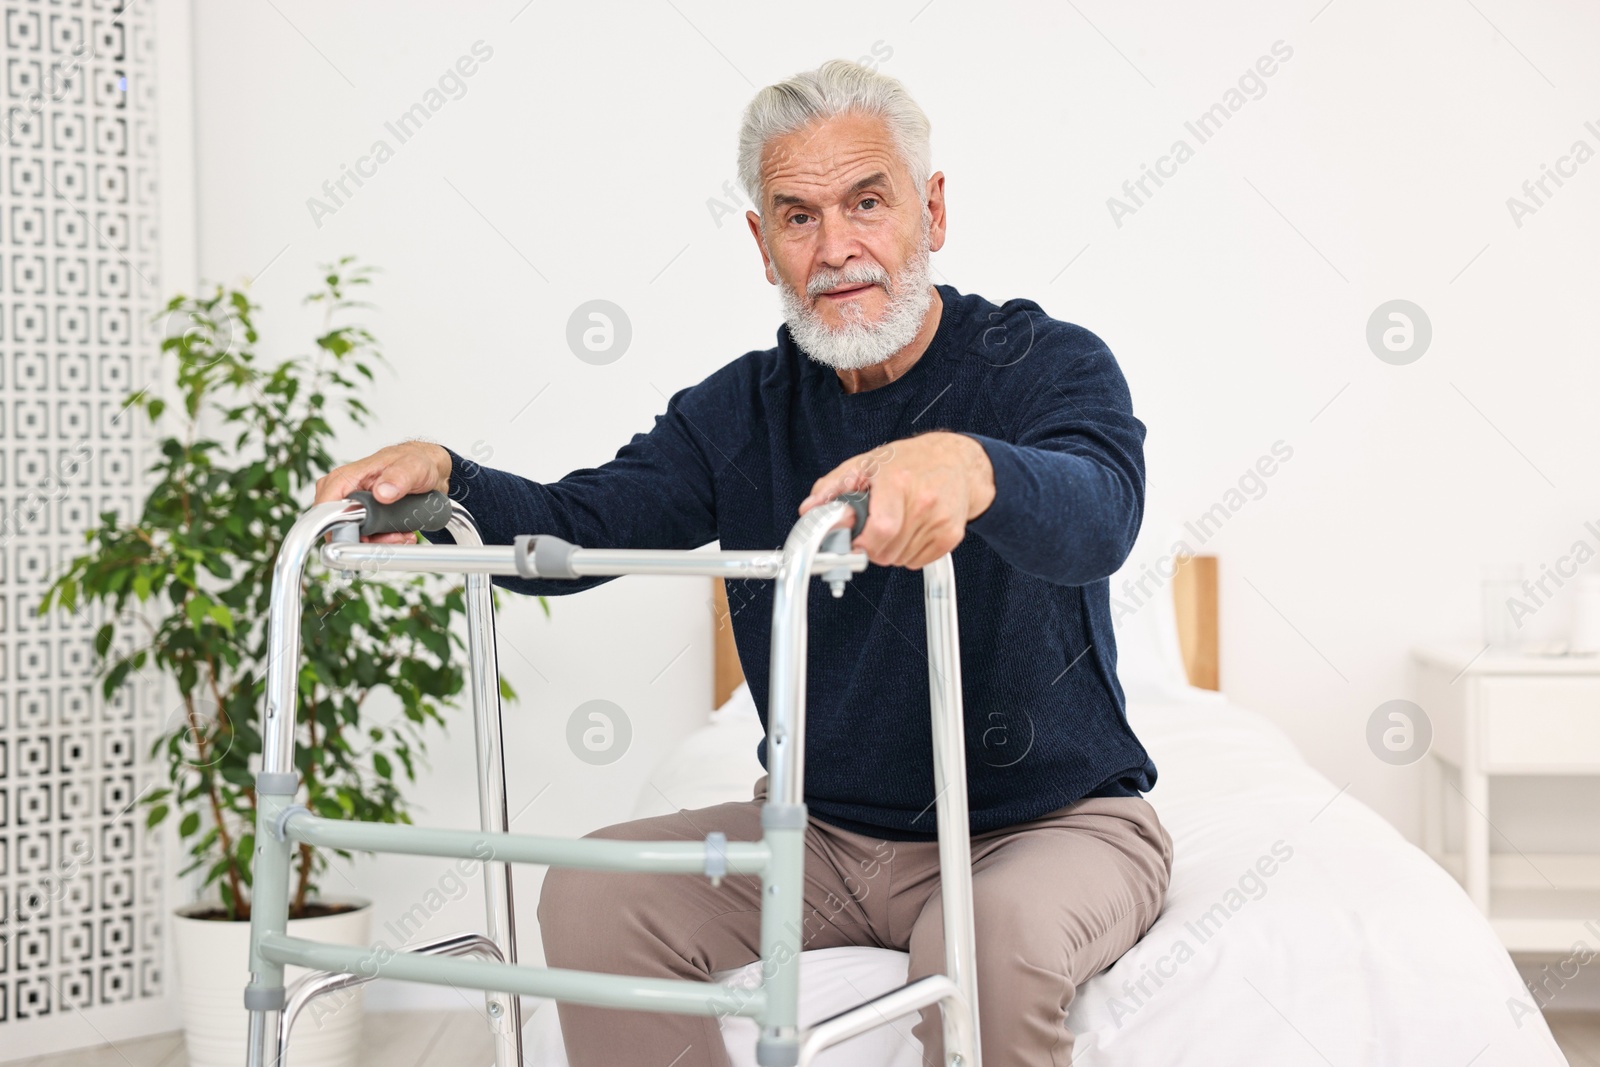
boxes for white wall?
[185,0,1600,1009]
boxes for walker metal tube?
[788,555,982,1067]
[767,502,856,808]
[757,499,856,1066]
[324,541,515,574]
[258,934,767,1018]
[923,555,982,1066]
[246,1010,279,1067]
[281,809,771,873]
[247,500,362,1067]
[798,975,961,1065]
[262,501,361,776]
[319,541,867,580]
[278,933,505,1064]
[449,504,523,1067]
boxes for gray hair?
[737,59,931,215]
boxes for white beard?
[777,216,935,372]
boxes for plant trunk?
[187,688,246,920]
[293,842,314,918]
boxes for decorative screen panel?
[0,0,164,1031]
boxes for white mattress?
[523,686,1569,1065]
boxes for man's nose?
[814,212,861,272]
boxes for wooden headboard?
[709,554,1219,706]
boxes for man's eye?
[789,213,812,225]
[858,198,879,210]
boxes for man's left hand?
[798,431,996,570]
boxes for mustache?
[806,263,891,299]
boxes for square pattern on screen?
[0,0,165,1025]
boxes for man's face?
[746,112,946,368]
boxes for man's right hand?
[313,441,453,544]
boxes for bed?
[522,556,1569,1065]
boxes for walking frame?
[243,489,983,1067]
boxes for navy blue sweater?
[427,284,1156,840]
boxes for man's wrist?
[414,441,453,496]
[955,432,996,521]
[432,444,453,495]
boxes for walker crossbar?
[320,541,869,581]
[243,492,981,1067]
[277,808,772,874]
[260,933,771,1018]
[278,932,507,1067]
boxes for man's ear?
[746,210,777,286]
[925,171,948,254]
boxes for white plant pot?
[173,898,371,1067]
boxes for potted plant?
[40,258,515,1067]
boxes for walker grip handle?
[838,490,870,541]
[348,490,451,536]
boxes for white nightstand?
[1414,645,1600,952]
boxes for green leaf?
[312,795,344,819]
[102,660,132,701]
[59,259,487,919]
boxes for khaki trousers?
[538,775,1174,1067]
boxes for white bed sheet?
[522,685,1568,1066]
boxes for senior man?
[316,59,1171,1067]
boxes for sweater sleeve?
[421,376,725,597]
[959,329,1145,587]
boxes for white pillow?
[710,681,759,725]
[630,683,765,818]
[1109,532,1197,702]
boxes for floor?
[4,1009,503,1067]
[8,1008,1600,1065]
